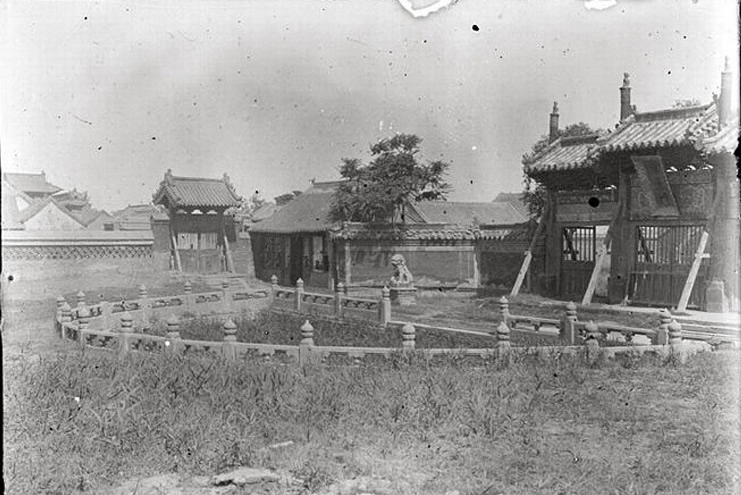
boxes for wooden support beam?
[223,225,235,273]
[677,230,709,312]
[511,205,549,297]
[170,229,182,272]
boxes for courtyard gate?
[629,224,708,309]
[560,226,596,300]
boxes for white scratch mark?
[396,0,457,18]
[584,0,618,11]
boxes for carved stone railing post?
[222,279,232,313]
[496,321,511,359]
[222,319,237,361]
[380,287,391,327]
[657,309,671,345]
[584,320,600,361]
[165,314,181,354]
[498,296,510,327]
[78,305,91,349]
[139,284,151,326]
[55,295,66,335]
[561,301,578,345]
[668,319,683,345]
[119,311,133,357]
[402,323,416,352]
[270,275,278,304]
[299,319,314,365]
[334,282,344,318]
[183,280,194,313]
[60,302,72,340]
[76,290,86,308]
[100,301,113,330]
[295,278,304,312]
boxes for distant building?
[492,192,530,219]
[2,171,62,200]
[152,169,243,274]
[15,196,86,231]
[249,180,531,289]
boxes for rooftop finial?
[723,56,730,72]
[552,101,559,114]
[622,72,630,88]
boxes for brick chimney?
[718,57,732,128]
[549,101,559,143]
[620,73,633,121]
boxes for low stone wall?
[2,230,154,261]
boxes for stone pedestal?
[705,280,729,313]
[390,286,417,306]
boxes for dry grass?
[4,347,740,494]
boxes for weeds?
[4,346,740,494]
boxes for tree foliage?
[522,122,601,218]
[330,134,451,224]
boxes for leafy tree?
[522,122,601,218]
[274,191,301,206]
[330,134,451,224]
[238,192,267,218]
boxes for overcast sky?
[0,0,738,212]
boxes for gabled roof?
[152,169,242,209]
[1,180,25,230]
[250,203,281,223]
[412,201,526,225]
[250,181,341,234]
[2,172,62,195]
[16,197,86,227]
[492,192,530,219]
[523,134,601,174]
[72,207,112,227]
[598,104,710,153]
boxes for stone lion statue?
[390,254,413,287]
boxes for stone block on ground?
[211,467,281,487]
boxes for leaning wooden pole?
[676,230,710,312]
[510,205,548,297]
[581,201,622,306]
[170,227,182,272]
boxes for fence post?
[183,280,194,313]
[165,314,181,354]
[668,319,682,345]
[119,311,133,357]
[380,287,391,326]
[295,278,304,312]
[561,301,578,345]
[335,282,344,318]
[498,296,510,327]
[299,319,314,365]
[77,305,91,349]
[139,284,151,327]
[402,323,416,352]
[100,301,113,330]
[222,279,232,313]
[584,320,600,361]
[222,319,237,361]
[60,302,72,340]
[496,321,511,360]
[656,309,671,345]
[270,275,278,304]
[55,295,66,334]
[76,290,86,308]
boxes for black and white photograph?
[1,0,739,493]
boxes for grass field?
[2,261,740,494]
[4,348,740,494]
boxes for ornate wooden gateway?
[152,170,242,274]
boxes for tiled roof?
[524,134,601,174]
[413,201,526,225]
[332,223,479,241]
[72,207,112,227]
[249,181,342,234]
[1,181,24,229]
[152,170,242,209]
[698,122,739,154]
[492,192,530,218]
[598,104,710,152]
[3,172,62,195]
[16,197,86,226]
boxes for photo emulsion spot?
[1,1,739,493]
